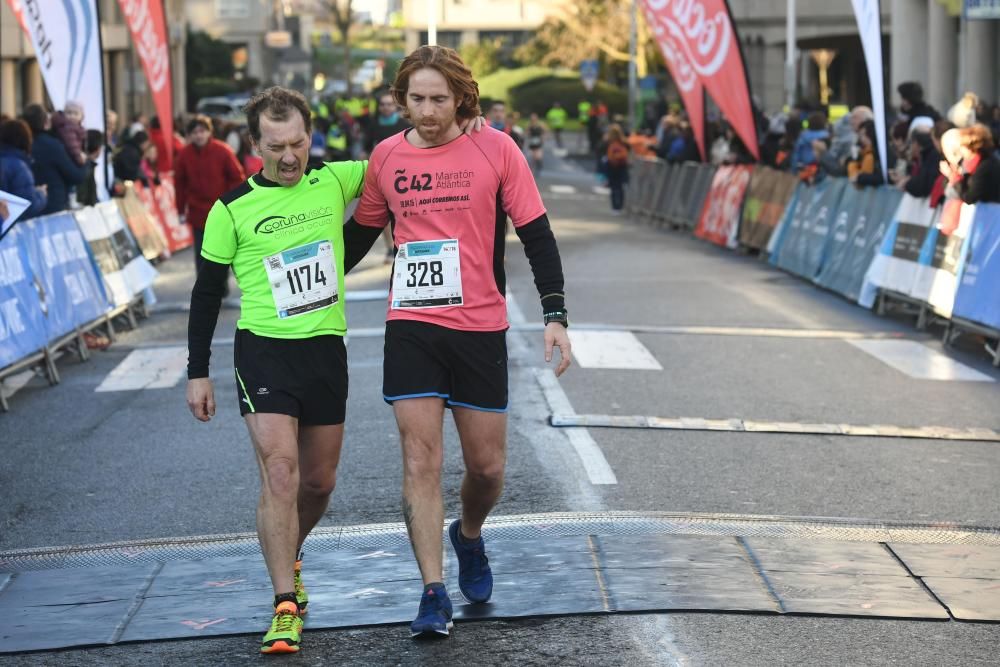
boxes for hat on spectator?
[908,116,934,136]
[768,113,788,135]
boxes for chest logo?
[393,169,433,195]
[254,206,334,234]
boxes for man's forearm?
[515,214,565,315]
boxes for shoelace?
[271,610,299,633]
[470,547,489,577]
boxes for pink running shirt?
[354,126,546,331]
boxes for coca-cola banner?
[133,175,192,254]
[117,0,174,164]
[640,0,759,161]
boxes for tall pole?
[427,0,437,45]
[785,0,796,109]
[628,0,638,131]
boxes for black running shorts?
[233,328,348,425]
[382,320,508,413]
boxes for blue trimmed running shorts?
[382,320,508,413]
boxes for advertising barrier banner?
[0,226,47,368]
[771,179,847,279]
[20,213,110,340]
[693,165,753,248]
[859,194,936,308]
[739,167,798,250]
[74,205,157,307]
[118,183,168,261]
[953,203,1000,329]
[918,203,976,318]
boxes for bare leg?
[394,398,446,585]
[296,423,344,552]
[245,413,300,596]
[452,408,507,539]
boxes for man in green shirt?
[545,101,568,149]
[185,86,365,655]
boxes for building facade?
[1,0,188,122]
[401,0,550,53]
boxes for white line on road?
[549,184,577,194]
[848,340,996,382]
[568,330,663,370]
[535,368,617,485]
[551,413,1000,442]
[95,346,188,392]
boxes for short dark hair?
[0,118,33,153]
[22,104,48,135]
[897,81,924,104]
[890,120,910,141]
[185,114,213,136]
[85,129,104,153]
[858,120,876,143]
[243,86,312,143]
[806,111,827,131]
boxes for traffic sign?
[580,59,599,92]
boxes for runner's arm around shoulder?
[187,259,229,380]
[515,213,566,315]
[342,216,386,273]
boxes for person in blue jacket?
[0,118,48,219]
[790,111,831,174]
[21,104,84,215]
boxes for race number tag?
[264,240,337,318]
[391,239,463,309]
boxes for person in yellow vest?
[577,100,592,152]
[545,101,568,148]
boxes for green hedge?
[477,67,627,119]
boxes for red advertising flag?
[640,0,759,161]
[640,1,706,160]
[4,0,28,31]
[117,0,174,163]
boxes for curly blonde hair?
[391,46,481,122]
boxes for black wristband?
[543,309,569,327]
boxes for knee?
[300,468,336,499]
[465,459,505,487]
[401,436,441,480]
[261,455,299,500]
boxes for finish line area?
[2,511,1000,654]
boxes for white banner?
[851,0,887,184]
[20,0,108,201]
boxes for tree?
[515,0,653,78]
[319,0,356,96]
[460,39,503,78]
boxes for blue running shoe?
[410,583,453,638]
[448,519,493,603]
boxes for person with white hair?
[51,100,87,166]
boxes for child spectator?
[51,100,87,166]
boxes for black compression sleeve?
[514,213,566,315]
[343,216,386,273]
[187,259,229,379]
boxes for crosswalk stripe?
[848,340,995,382]
[550,184,577,194]
[567,330,662,370]
[95,347,188,392]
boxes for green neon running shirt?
[201,161,366,339]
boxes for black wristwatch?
[543,309,569,328]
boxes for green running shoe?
[294,559,308,614]
[260,601,303,654]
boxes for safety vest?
[578,101,591,122]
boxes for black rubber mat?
[3,515,1000,654]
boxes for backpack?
[607,141,629,167]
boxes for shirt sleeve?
[200,200,237,263]
[329,159,367,201]
[498,133,546,227]
[353,148,390,229]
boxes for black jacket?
[31,131,85,215]
[958,154,1000,204]
[905,137,941,198]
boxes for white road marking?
[95,346,188,392]
[551,413,1000,442]
[536,368,617,485]
[567,330,662,370]
[848,340,995,382]
[550,184,577,194]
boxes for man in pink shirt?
[343,45,572,638]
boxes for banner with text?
[953,203,1000,329]
[133,176,192,254]
[693,165,753,248]
[0,226,47,368]
[117,0,174,164]
[850,0,888,183]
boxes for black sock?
[274,592,298,610]
[457,521,479,545]
[425,581,446,595]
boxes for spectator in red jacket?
[174,115,245,272]
[148,116,184,173]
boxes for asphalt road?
[2,140,999,665]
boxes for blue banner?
[0,226,48,368]
[772,178,847,279]
[21,213,111,342]
[953,204,1000,329]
